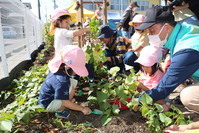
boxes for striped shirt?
[103,35,131,67]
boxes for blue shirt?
[38,71,70,108]
[145,24,199,101]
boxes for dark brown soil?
[67,105,151,133]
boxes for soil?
[15,103,151,133]
[13,91,199,133]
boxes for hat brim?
[70,65,88,77]
[129,22,134,26]
[135,57,157,67]
[98,30,117,39]
[52,13,71,22]
[135,4,139,7]
[136,22,155,31]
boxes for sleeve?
[137,34,149,47]
[144,49,199,101]
[59,28,74,38]
[114,37,129,65]
[119,8,131,27]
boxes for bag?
[112,98,132,110]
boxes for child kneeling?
[38,45,92,118]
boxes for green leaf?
[0,120,13,131]
[27,83,35,88]
[0,113,15,121]
[125,76,134,85]
[159,113,166,123]
[105,109,111,116]
[109,67,120,77]
[141,105,151,116]
[115,86,125,97]
[100,102,110,110]
[112,104,120,115]
[22,113,30,124]
[165,117,172,126]
[154,104,163,112]
[115,76,122,82]
[16,96,26,105]
[140,93,153,105]
[101,116,112,126]
[127,98,139,108]
[88,96,97,101]
[97,91,109,103]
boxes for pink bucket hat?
[48,45,88,77]
[135,46,162,67]
[129,14,145,26]
[51,8,70,22]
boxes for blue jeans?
[121,30,131,39]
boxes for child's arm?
[73,28,89,37]
[132,45,143,52]
[122,36,132,44]
[62,100,92,115]
[133,34,149,52]
[137,82,150,91]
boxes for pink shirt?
[139,69,164,90]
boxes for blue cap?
[98,25,117,39]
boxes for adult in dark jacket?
[98,25,140,73]
[118,1,139,39]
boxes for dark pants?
[123,51,140,73]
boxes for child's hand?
[82,107,92,115]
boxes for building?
[76,0,161,15]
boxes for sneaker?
[55,109,70,119]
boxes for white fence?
[0,0,43,79]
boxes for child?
[50,8,90,54]
[123,14,149,56]
[135,46,170,112]
[39,45,92,118]
[135,46,164,90]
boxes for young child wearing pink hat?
[135,46,170,112]
[50,9,90,54]
[136,45,164,90]
[123,14,149,56]
[39,45,92,118]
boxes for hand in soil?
[82,107,92,115]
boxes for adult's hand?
[164,125,190,133]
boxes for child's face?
[60,17,71,29]
[133,23,142,30]
[141,65,152,75]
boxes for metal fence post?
[24,7,31,59]
[0,11,9,77]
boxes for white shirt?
[54,28,74,54]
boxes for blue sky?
[22,0,73,22]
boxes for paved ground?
[0,38,36,79]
